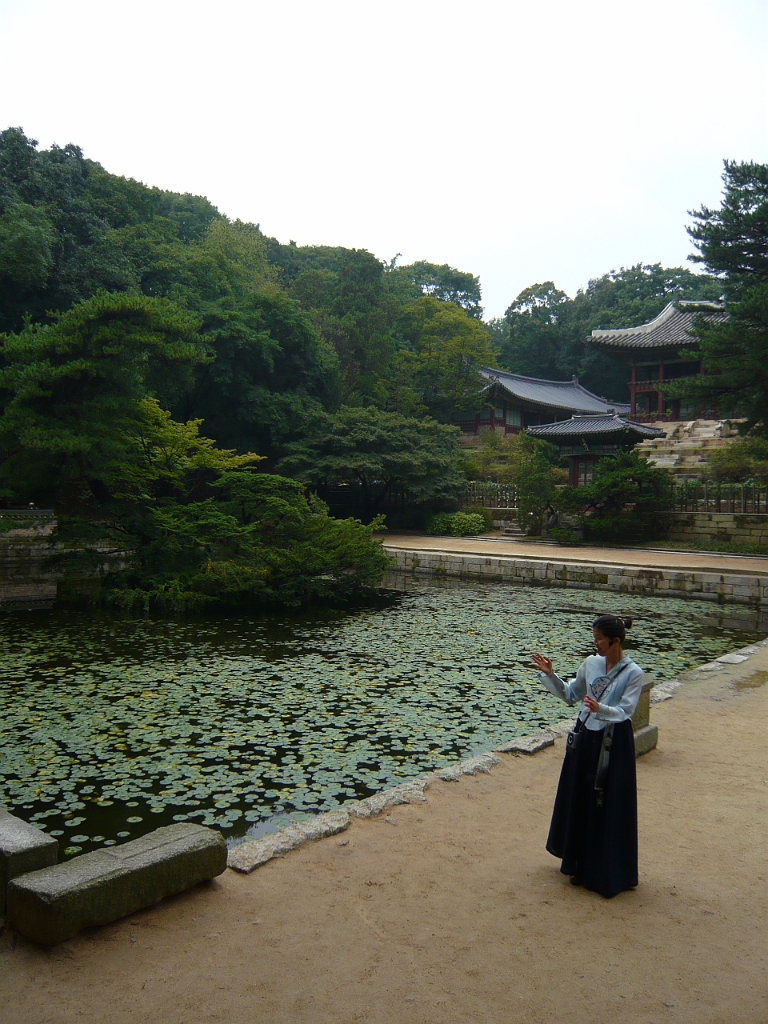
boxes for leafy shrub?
[555,451,674,544]
[462,432,564,536]
[705,436,768,484]
[462,505,495,530]
[383,506,433,531]
[548,525,582,545]
[427,511,486,536]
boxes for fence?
[464,481,518,509]
[0,509,55,519]
[673,482,768,514]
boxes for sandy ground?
[2,652,767,1024]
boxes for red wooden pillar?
[630,363,637,416]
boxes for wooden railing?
[464,481,518,509]
[0,508,55,519]
[673,482,767,514]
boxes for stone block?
[548,720,575,738]
[630,679,654,732]
[650,678,681,703]
[495,733,554,755]
[716,652,750,665]
[0,809,59,917]
[633,724,658,757]
[349,778,432,819]
[227,810,350,873]
[436,752,500,782]
[7,823,226,946]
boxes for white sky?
[1,0,766,318]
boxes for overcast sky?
[1,0,766,318]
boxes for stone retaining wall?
[386,547,768,618]
[0,521,125,610]
[658,512,768,547]
[0,522,60,608]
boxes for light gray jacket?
[540,654,644,730]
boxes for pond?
[1,577,764,856]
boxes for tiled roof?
[480,368,630,415]
[588,300,727,350]
[525,414,663,440]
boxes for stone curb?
[348,777,433,817]
[651,639,768,701]
[0,808,58,917]
[227,810,351,873]
[435,751,501,781]
[385,546,768,611]
[494,734,555,754]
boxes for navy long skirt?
[546,720,638,898]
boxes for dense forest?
[0,127,736,606]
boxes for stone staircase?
[635,419,740,480]
[501,518,526,539]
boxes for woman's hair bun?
[593,613,631,642]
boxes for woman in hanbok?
[532,614,644,897]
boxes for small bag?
[566,716,585,753]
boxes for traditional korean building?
[526,414,663,486]
[457,368,629,440]
[587,300,727,420]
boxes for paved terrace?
[381,533,768,578]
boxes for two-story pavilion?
[587,300,727,420]
[457,368,629,440]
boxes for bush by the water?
[427,511,487,536]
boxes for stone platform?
[6,823,226,946]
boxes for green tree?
[393,297,495,421]
[0,290,209,503]
[103,397,262,502]
[496,282,568,380]
[704,435,768,483]
[556,451,674,543]
[387,260,483,318]
[665,161,768,434]
[106,471,389,612]
[463,431,565,533]
[279,406,465,519]
[0,202,56,293]
[0,127,225,333]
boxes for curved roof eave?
[586,300,726,350]
[481,369,629,414]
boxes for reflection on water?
[0,576,764,855]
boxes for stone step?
[647,455,681,466]
[7,823,226,946]
[502,521,525,538]
[0,809,58,917]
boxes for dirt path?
[3,652,767,1024]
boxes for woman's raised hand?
[532,652,553,675]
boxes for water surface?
[0,578,762,855]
